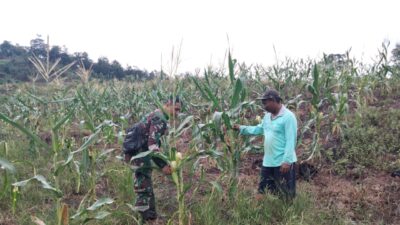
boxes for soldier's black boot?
[140,210,157,221]
[140,196,157,221]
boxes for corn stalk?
[28,36,75,83]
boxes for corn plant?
[371,41,392,95]
[164,148,187,225]
[2,100,76,224]
[304,64,326,161]
[328,92,349,139]
[75,59,93,84]
[12,175,64,224]
[190,53,259,198]
[28,36,75,84]
[0,90,103,225]
[71,197,114,224]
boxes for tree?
[110,60,124,79]
[392,43,400,65]
[0,41,26,58]
[4,56,33,81]
[29,35,47,58]
[93,57,111,78]
[73,52,92,69]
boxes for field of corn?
[1,46,400,225]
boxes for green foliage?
[339,107,400,171]
[391,43,400,65]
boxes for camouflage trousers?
[131,156,157,219]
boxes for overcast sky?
[2,0,400,73]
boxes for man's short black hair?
[257,89,282,103]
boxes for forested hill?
[0,36,159,82]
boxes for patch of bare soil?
[309,168,400,224]
[0,213,17,225]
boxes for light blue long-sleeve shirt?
[239,105,297,167]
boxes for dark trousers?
[258,164,296,200]
[126,150,167,220]
[131,156,157,219]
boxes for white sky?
[2,0,400,73]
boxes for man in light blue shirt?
[233,89,297,200]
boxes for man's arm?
[282,114,298,164]
[236,115,265,136]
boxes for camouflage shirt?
[140,109,169,153]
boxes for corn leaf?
[87,198,114,211]
[0,157,15,173]
[12,175,62,197]
[0,112,48,148]
[228,52,236,85]
[230,78,243,108]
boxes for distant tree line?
[0,35,158,82]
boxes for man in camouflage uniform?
[125,97,182,221]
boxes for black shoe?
[141,210,157,221]
[392,170,400,177]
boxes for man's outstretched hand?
[232,124,240,131]
[162,165,172,175]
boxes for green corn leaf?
[172,172,179,185]
[52,107,75,131]
[190,76,210,101]
[174,115,194,137]
[26,92,47,104]
[73,128,101,154]
[87,198,114,211]
[57,128,101,174]
[76,90,95,132]
[73,198,113,221]
[228,52,236,85]
[221,112,232,130]
[202,84,220,111]
[231,78,243,108]
[307,85,316,96]
[12,175,62,197]
[48,97,76,104]
[0,157,16,174]
[16,97,35,111]
[0,112,48,148]
[97,149,117,161]
[94,211,111,219]
[94,87,108,110]
[204,69,210,86]
[129,150,153,162]
[312,64,320,91]
[190,76,220,110]
[210,181,223,194]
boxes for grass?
[190,184,344,225]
